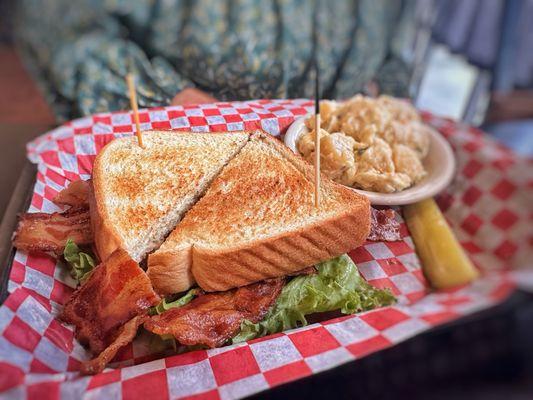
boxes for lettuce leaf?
[232,254,396,343]
[149,288,200,316]
[63,239,96,284]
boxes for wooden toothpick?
[314,111,321,208]
[312,0,320,208]
[126,73,144,148]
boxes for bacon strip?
[13,207,92,255]
[81,315,146,375]
[368,208,401,242]
[13,180,93,255]
[144,278,284,348]
[61,249,160,355]
[53,180,91,208]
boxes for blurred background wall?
[0,0,55,218]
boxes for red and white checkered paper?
[1,99,531,399]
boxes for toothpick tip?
[126,74,144,149]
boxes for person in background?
[432,0,533,155]
[12,0,416,122]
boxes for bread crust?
[147,245,195,295]
[192,197,370,291]
[89,181,125,262]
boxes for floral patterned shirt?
[14,0,415,121]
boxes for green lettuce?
[149,288,200,316]
[63,239,96,284]
[232,254,396,343]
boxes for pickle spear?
[403,198,479,289]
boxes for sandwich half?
[148,132,370,294]
[91,130,250,262]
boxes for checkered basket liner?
[0,99,531,399]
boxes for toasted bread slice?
[148,132,370,294]
[91,131,250,262]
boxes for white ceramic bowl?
[284,116,456,206]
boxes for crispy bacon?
[81,315,147,375]
[13,207,92,255]
[144,278,285,348]
[13,180,93,255]
[368,208,401,242]
[61,249,160,355]
[53,180,91,208]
